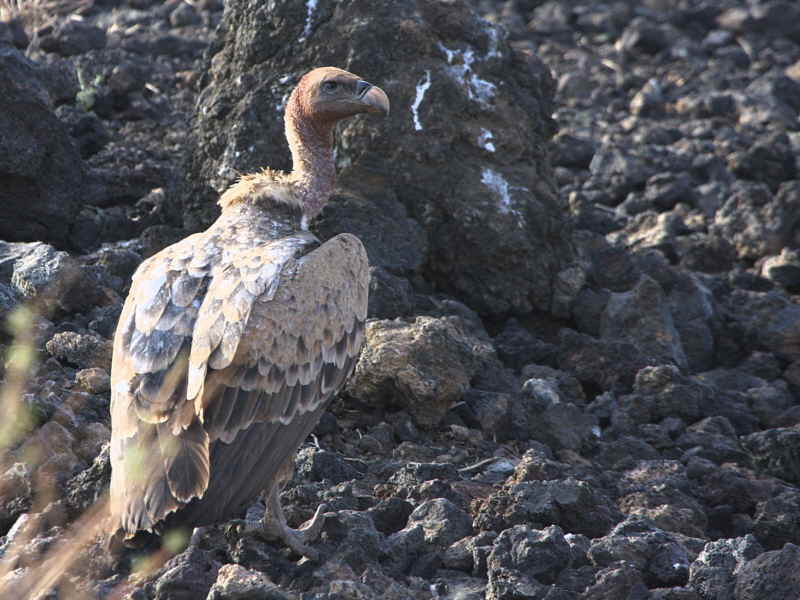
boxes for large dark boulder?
[183,0,575,317]
[0,47,84,248]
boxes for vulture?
[109,67,389,559]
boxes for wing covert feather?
[110,230,324,534]
[110,229,368,536]
[200,233,369,446]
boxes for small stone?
[580,563,649,600]
[443,536,475,572]
[557,328,658,393]
[75,367,110,394]
[40,21,106,56]
[617,18,670,55]
[493,318,556,370]
[474,479,622,539]
[688,535,763,600]
[742,427,800,484]
[0,463,32,532]
[324,510,386,572]
[9,242,80,312]
[108,62,147,95]
[488,524,572,585]
[346,316,496,428]
[93,245,143,282]
[761,248,800,291]
[0,18,28,49]
[552,132,596,169]
[711,180,800,261]
[515,377,598,450]
[735,543,800,600]
[406,498,472,548]
[294,447,363,485]
[366,496,413,535]
[74,422,110,463]
[630,79,665,117]
[206,563,288,600]
[367,266,414,319]
[45,332,113,370]
[55,105,110,159]
[170,2,203,27]
[588,517,691,588]
[153,546,219,599]
[728,132,796,190]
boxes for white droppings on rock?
[592,425,602,438]
[481,168,512,212]
[298,0,318,42]
[411,70,432,131]
[275,91,290,112]
[485,25,501,58]
[478,128,496,152]
[437,42,496,106]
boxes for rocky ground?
[1,0,800,598]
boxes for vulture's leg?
[189,526,210,546]
[231,487,328,560]
[260,485,328,560]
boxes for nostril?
[356,80,372,97]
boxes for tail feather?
[110,417,209,537]
[158,419,210,504]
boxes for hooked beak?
[356,80,390,116]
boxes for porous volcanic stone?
[588,517,691,588]
[579,563,649,600]
[406,498,473,548]
[183,0,576,317]
[710,181,800,261]
[487,524,571,586]
[742,427,800,485]
[514,377,598,450]
[474,478,622,539]
[40,21,107,57]
[601,274,689,370]
[0,463,32,534]
[45,332,113,370]
[346,316,496,427]
[752,490,800,550]
[207,564,288,600]
[688,535,763,600]
[0,48,84,247]
[151,545,219,600]
[7,242,80,312]
[734,543,800,600]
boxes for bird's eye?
[322,80,338,92]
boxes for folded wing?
[110,231,368,534]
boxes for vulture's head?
[289,67,390,125]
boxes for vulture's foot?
[226,489,328,561]
[262,501,328,561]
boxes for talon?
[262,488,326,560]
[223,492,327,561]
[298,503,328,538]
[223,519,248,539]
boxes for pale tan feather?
[109,206,368,535]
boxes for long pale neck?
[285,102,336,219]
